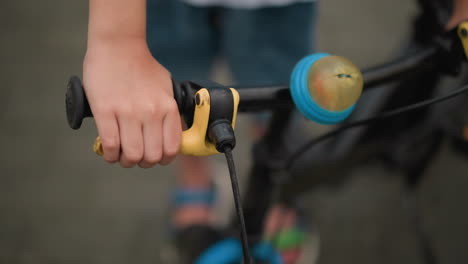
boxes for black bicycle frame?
[229,3,466,264]
[236,44,443,242]
[168,1,466,262]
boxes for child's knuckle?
[125,150,143,163]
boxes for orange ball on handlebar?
[307,56,363,112]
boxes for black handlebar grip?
[65,76,193,130]
[66,76,93,130]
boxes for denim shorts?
[146,0,317,86]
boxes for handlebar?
[67,78,240,156]
[66,54,365,156]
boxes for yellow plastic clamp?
[458,21,468,59]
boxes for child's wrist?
[86,36,150,56]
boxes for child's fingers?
[139,113,163,168]
[94,111,120,163]
[159,103,182,165]
[118,113,144,168]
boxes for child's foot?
[264,204,320,264]
[159,185,218,263]
[171,185,217,229]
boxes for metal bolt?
[461,28,468,38]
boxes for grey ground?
[1,0,468,264]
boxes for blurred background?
[1,0,468,264]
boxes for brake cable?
[285,83,468,170]
[223,147,253,264]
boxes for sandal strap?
[173,188,216,207]
[273,228,306,251]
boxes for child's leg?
[172,156,214,228]
[147,0,217,81]
[147,0,219,228]
[222,3,317,86]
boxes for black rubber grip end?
[66,76,92,130]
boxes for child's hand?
[447,0,468,29]
[83,39,182,168]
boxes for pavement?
[1,0,468,263]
